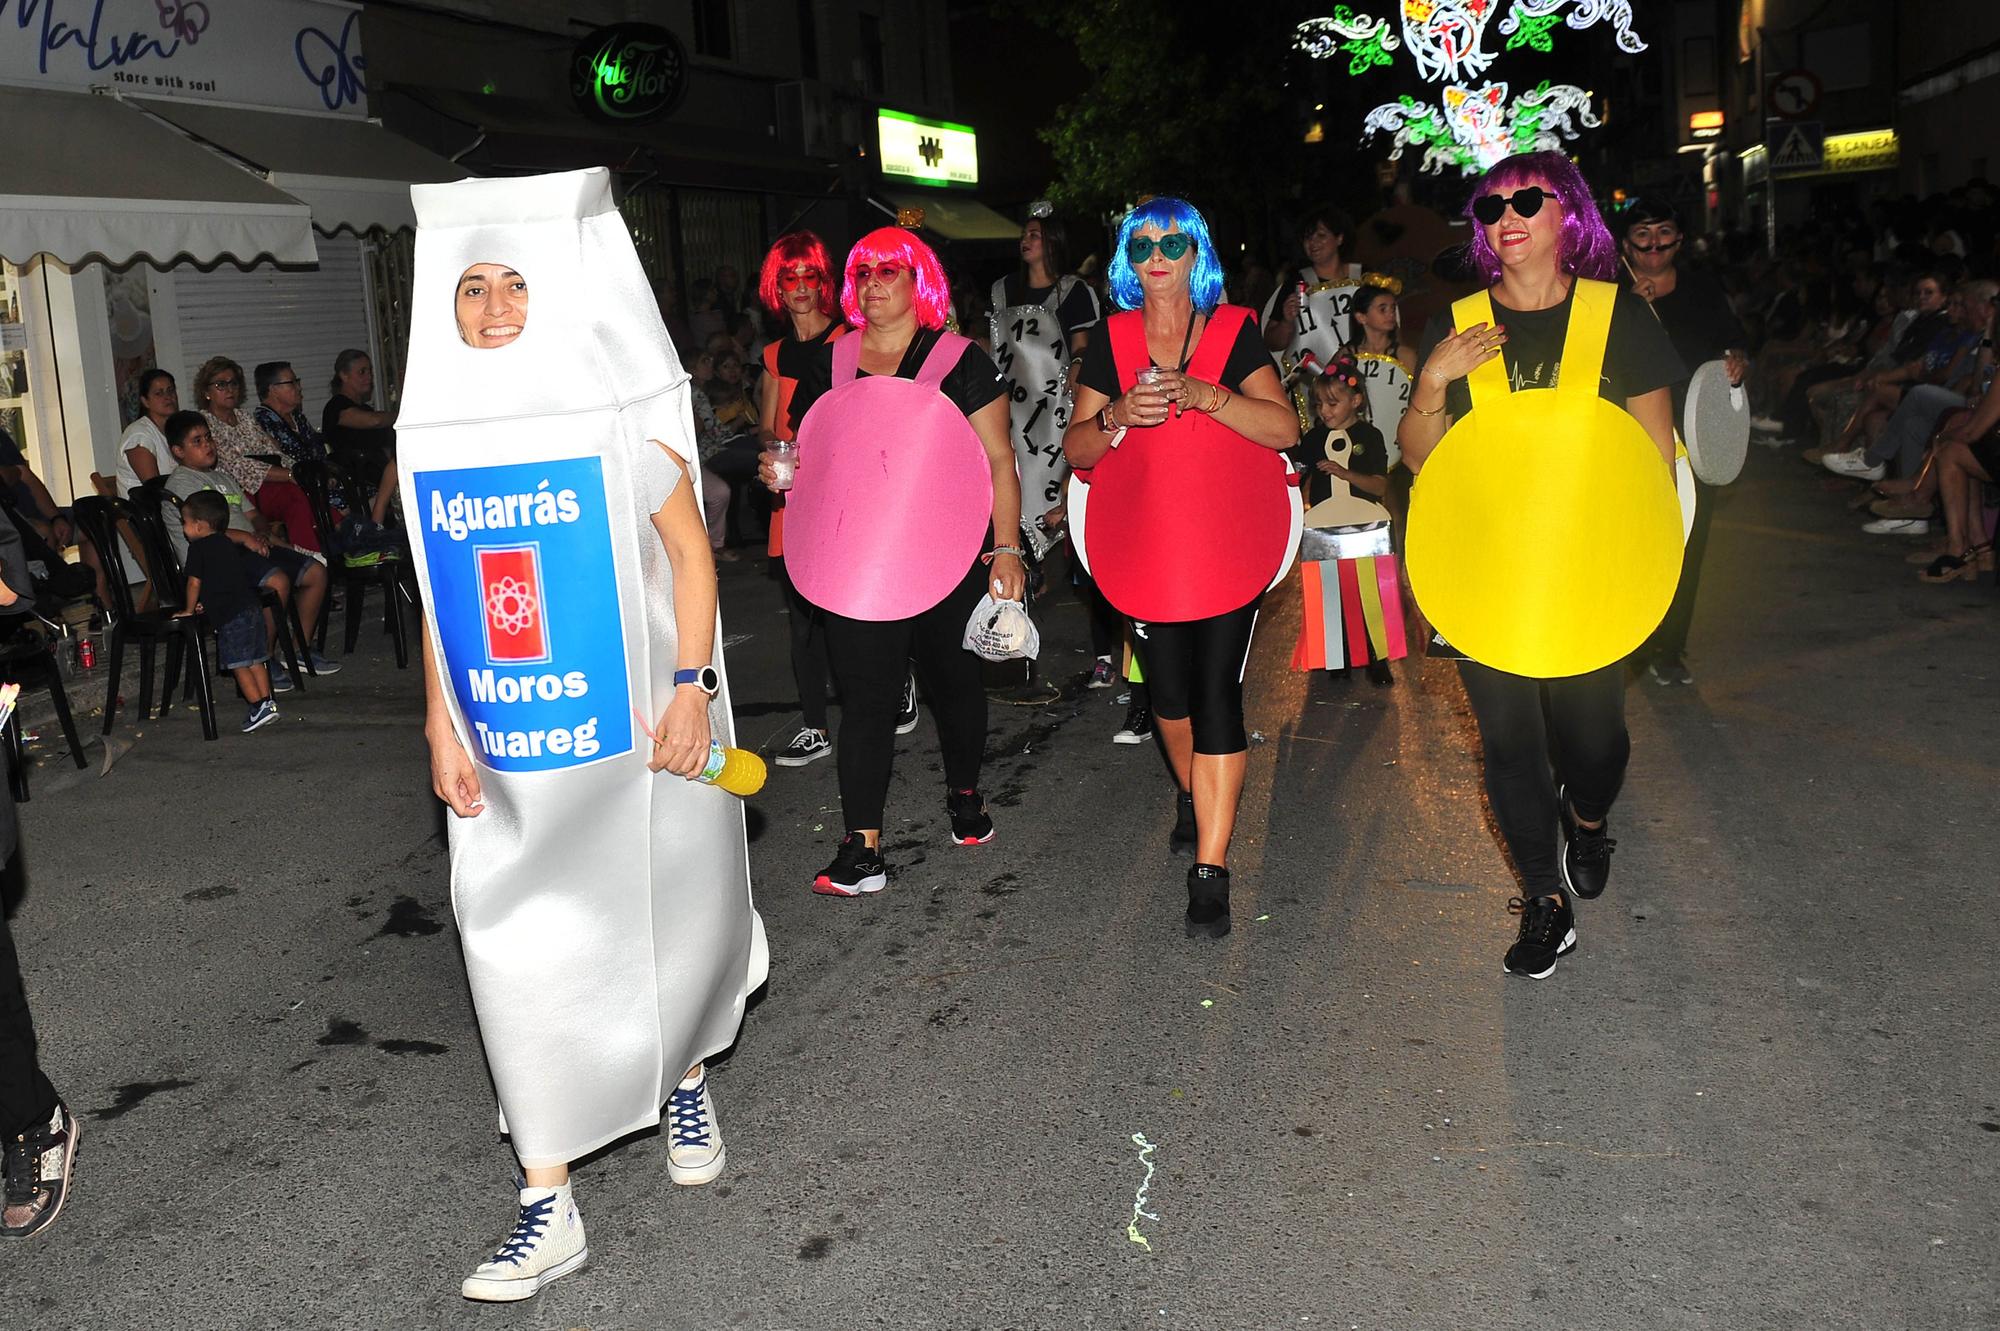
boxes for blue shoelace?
[491,1194,555,1266]
[668,1083,712,1149]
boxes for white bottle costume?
[398,168,767,1169]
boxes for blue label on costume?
[414,457,632,772]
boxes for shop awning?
[876,189,1021,242]
[0,87,316,267]
[133,99,468,234]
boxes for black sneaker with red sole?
[946,788,994,845]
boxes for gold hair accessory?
[1360,272,1403,295]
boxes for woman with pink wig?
[761,226,1026,897]
[755,231,848,770]
[1398,151,1684,983]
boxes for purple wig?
[1462,151,1617,286]
[840,227,952,330]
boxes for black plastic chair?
[0,613,88,774]
[130,481,309,690]
[71,496,218,740]
[295,459,414,668]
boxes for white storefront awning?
[876,189,1022,242]
[0,87,317,267]
[133,99,469,234]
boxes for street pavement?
[2,446,1996,1330]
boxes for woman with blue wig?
[1398,151,1684,982]
[1063,196,1301,939]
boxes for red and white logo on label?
[477,544,550,664]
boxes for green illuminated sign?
[570,23,687,124]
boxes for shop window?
[0,261,42,467]
[695,0,734,60]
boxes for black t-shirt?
[1288,420,1387,508]
[996,276,1102,339]
[1637,267,1745,380]
[181,531,259,627]
[1076,307,1273,400]
[321,394,396,461]
[790,327,1006,423]
[1416,284,1685,420]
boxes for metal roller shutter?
[172,234,376,426]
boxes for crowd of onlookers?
[1696,181,2000,584]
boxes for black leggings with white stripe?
[1130,596,1262,754]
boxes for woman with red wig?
[756,231,848,768]
[762,227,1026,897]
[1399,151,1684,982]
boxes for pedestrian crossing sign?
[1769,120,1825,175]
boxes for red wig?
[840,227,951,330]
[757,231,837,317]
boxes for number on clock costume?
[1354,351,1412,467]
[784,331,994,621]
[1068,305,1302,623]
[1405,278,1682,679]
[989,276,1080,526]
[397,168,768,1169]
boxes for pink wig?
[1463,151,1617,286]
[840,227,951,330]
[757,230,837,317]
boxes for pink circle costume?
[784,331,994,620]
[1070,305,1302,622]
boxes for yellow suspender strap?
[1557,278,1615,400]
[1451,289,1510,412]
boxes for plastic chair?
[70,497,218,740]
[295,459,414,668]
[0,612,88,774]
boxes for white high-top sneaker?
[460,1184,588,1302]
[665,1068,725,1185]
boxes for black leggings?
[1457,660,1629,895]
[1,898,58,1137]
[1131,597,1262,754]
[774,557,832,730]
[820,557,989,830]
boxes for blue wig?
[1107,197,1226,313]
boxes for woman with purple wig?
[763,227,1026,897]
[1398,152,1683,982]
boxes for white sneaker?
[1821,449,1885,480]
[665,1068,725,1185]
[1862,517,1931,536]
[1749,415,1786,433]
[461,1185,588,1302]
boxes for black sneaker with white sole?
[946,788,994,845]
[895,671,920,735]
[1112,702,1153,745]
[812,834,887,897]
[1503,893,1576,979]
[1558,785,1615,900]
[773,727,832,767]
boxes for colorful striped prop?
[1290,554,1410,671]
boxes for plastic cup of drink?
[769,440,798,491]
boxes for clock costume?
[989,272,1100,544]
[399,168,768,1170]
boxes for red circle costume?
[1071,305,1300,622]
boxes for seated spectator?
[113,369,180,495]
[684,347,738,561]
[1800,269,1951,450]
[688,278,726,346]
[158,411,340,687]
[321,349,399,531]
[1820,280,1989,473]
[1824,281,1996,486]
[174,489,279,733]
[251,361,329,465]
[698,336,762,552]
[193,356,323,553]
[0,424,111,608]
[1921,386,2000,583]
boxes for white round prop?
[1682,358,1750,485]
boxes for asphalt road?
[3,446,1996,1330]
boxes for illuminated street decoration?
[1293,0,1644,174]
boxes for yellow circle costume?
[1405,279,1683,679]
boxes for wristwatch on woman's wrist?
[674,666,720,697]
[1098,404,1118,433]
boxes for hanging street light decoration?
[1293,0,1645,174]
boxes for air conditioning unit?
[775,81,836,157]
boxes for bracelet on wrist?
[1409,399,1445,418]
[988,545,1027,559]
